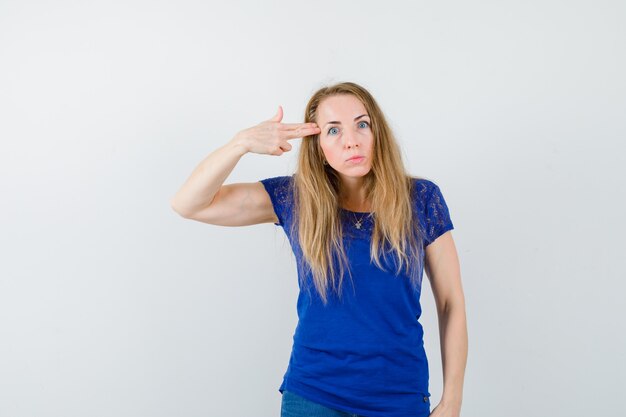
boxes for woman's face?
[316,94,374,180]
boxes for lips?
[346,155,364,161]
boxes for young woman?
[171,82,467,417]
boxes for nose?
[342,129,359,149]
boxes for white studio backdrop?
[1,1,624,416]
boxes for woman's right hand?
[231,106,321,156]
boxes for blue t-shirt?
[259,174,454,417]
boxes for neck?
[339,176,369,211]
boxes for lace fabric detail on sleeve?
[259,175,294,227]
[414,178,455,246]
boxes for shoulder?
[409,176,440,206]
[409,176,455,245]
[259,174,294,185]
[259,174,295,192]
[409,176,453,219]
[411,176,438,190]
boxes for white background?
[1,1,624,416]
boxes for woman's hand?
[231,105,320,156]
[428,400,462,417]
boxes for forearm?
[170,136,248,217]
[438,301,468,407]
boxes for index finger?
[283,126,321,140]
[280,122,319,130]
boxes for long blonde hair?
[287,81,426,305]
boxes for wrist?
[228,134,249,156]
[440,394,462,408]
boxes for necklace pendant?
[355,220,362,229]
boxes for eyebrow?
[324,114,370,128]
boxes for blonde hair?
[287,81,426,305]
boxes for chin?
[337,167,372,178]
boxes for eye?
[327,121,370,136]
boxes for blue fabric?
[260,175,453,417]
[281,390,361,417]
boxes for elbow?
[170,197,191,218]
[443,296,466,316]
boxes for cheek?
[363,136,374,152]
[319,142,335,160]
[320,139,337,152]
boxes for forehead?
[317,94,368,122]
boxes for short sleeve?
[259,175,293,227]
[423,182,454,246]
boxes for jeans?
[280,390,366,417]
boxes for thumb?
[267,105,283,123]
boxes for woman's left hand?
[428,400,461,417]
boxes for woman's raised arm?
[170,106,319,225]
